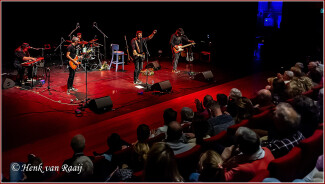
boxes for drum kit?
[65,38,103,70]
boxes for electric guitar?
[134,52,146,60]
[69,55,83,70]
[173,42,196,53]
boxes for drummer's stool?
[109,44,124,71]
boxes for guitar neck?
[181,43,194,48]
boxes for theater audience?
[270,78,287,104]
[194,95,213,120]
[63,134,88,167]
[155,108,177,136]
[206,101,234,135]
[93,133,131,161]
[233,97,254,124]
[22,154,55,182]
[189,150,225,182]
[227,88,242,117]
[188,115,211,144]
[64,156,94,182]
[144,142,183,182]
[291,95,320,138]
[222,127,274,182]
[166,121,196,155]
[216,93,228,113]
[261,103,305,158]
[287,66,313,98]
[253,89,274,114]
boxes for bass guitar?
[69,55,83,70]
[173,42,196,53]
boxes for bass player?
[170,28,195,73]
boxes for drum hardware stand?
[40,67,57,95]
[54,37,66,69]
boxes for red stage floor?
[1,59,271,179]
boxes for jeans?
[134,58,143,82]
[172,52,181,71]
[67,66,75,89]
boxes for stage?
[2,58,271,179]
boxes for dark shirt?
[62,152,85,168]
[14,48,30,64]
[208,114,235,136]
[169,33,190,48]
[261,131,305,158]
[131,37,150,54]
[67,44,77,59]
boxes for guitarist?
[169,28,195,73]
[131,30,157,84]
[66,36,81,95]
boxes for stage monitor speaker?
[2,78,15,89]
[194,71,214,81]
[151,80,172,92]
[146,60,161,70]
[89,96,113,113]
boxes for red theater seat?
[175,145,202,181]
[297,129,323,178]
[268,146,303,182]
[202,130,228,150]
[249,169,270,182]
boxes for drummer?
[77,33,87,54]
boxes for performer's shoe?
[136,79,143,84]
[67,89,71,95]
[71,87,78,92]
[172,70,180,73]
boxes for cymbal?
[66,40,72,43]
[79,41,88,45]
[89,39,98,43]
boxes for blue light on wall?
[264,18,274,27]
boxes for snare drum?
[82,47,87,54]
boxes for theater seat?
[227,119,249,137]
[175,145,202,181]
[249,169,270,182]
[202,131,228,151]
[111,147,134,167]
[268,146,303,182]
[297,129,323,178]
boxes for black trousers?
[67,66,75,89]
[172,52,181,71]
[134,58,143,82]
[14,62,32,84]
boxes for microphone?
[76,22,80,28]
[93,22,96,27]
[30,47,39,50]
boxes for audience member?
[270,78,287,104]
[144,142,183,182]
[155,108,177,136]
[261,103,305,158]
[216,93,228,113]
[195,95,214,120]
[65,156,94,182]
[292,95,320,138]
[22,154,55,182]
[166,121,196,155]
[253,89,274,114]
[227,88,242,117]
[63,134,88,167]
[222,127,274,182]
[234,97,254,124]
[206,101,234,136]
[180,107,194,126]
[189,150,225,182]
[188,115,211,144]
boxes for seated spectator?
[188,115,211,144]
[129,124,150,172]
[189,150,225,182]
[144,142,183,182]
[195,94,213,120]
[282,70,294,84]
[222,127,274,182]
[291,95,320,138]
[261,103,305,158]
[288,66,313,95]
[63,134,88,168]
[216,93,228,113]
[64,156,94,182]
[180,107,194,126]
[22,154,56,182]
[270,78,287,104]
[253,89,274,114]
[206,101,234,136]
[233,97,254,124]
[154,108,177,136]
[227,88,242,117]
[295,62,305,73]
[93,133,131,161]
[166,121,196,155]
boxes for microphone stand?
[68,25,79,41]
[54,37,66,69]
[142,39,151,92]
[93,23,108,61]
